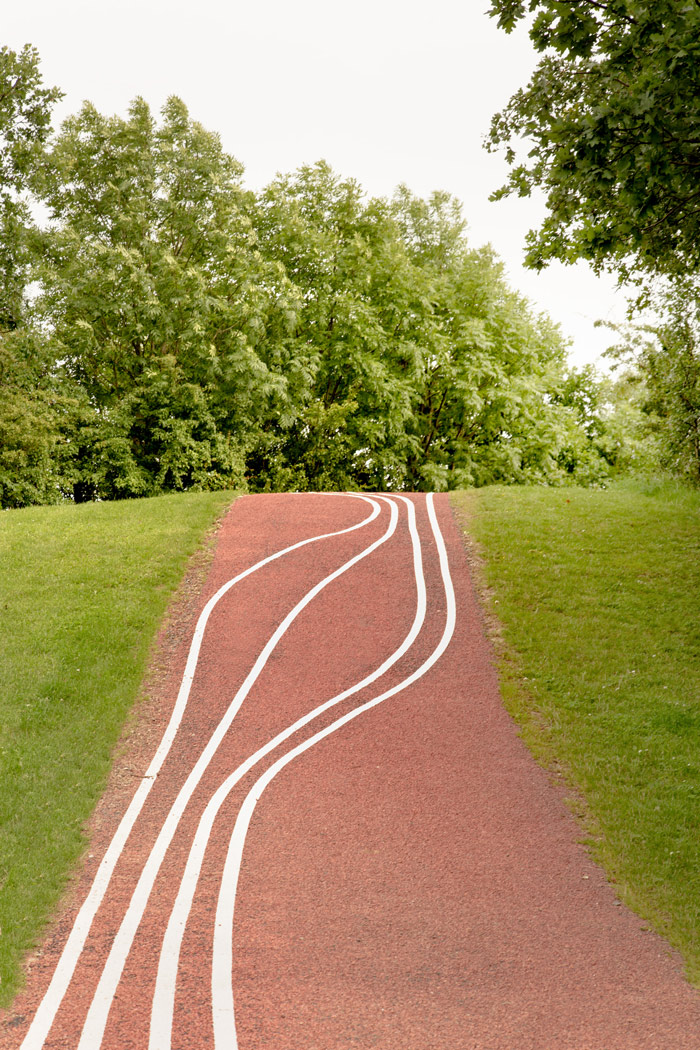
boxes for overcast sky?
[5,0,628,367]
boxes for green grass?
[0,490,234,1004]
[451,479,700,983]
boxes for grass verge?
[451,479,700,984]
[0,489,234,1005]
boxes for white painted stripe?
[20,493,379,1050]
[148,495,425,1050]
[211,493,456,1050]
[75,497,397,1050]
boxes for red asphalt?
[3,492,700,1050]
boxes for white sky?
[5,0,629,368]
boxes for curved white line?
[20,493,379,1050]
[211,493,455,1050]
[148,495,425,1050]
[75,497,397,1050]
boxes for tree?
[249,162,422,490]
[606,279,700,481]
[1,70,622,503]
[0,44,61,330]
[32,96,297,499]
[0,388,60,507]
[487,1,700,282]
[0,46,65,507]
[250,168,615,491]
[391,187,597,488]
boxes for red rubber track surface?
[3,492,700,1050]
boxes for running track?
[3,493,700,1049]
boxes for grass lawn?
[0,490,234,1005]
[452,479,700,983]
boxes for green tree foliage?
[249,163,423,490]
[0,46,64,507]
[0,390,58,507]
[0,44,61,330]
[32,96,297,499]
[392,187,588,488]
[0,48,625,506]
[487,1,700,282]
[0,326,69,508]
[607,280,700,482]
[249,164,611,491]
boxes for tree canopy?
[487,1,700,282]
[0,45,64,508]
[31,95,297,500]
[606,277,700,482]
[0,46,633,507]
[486,2,700,489]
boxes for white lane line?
[75,497,398,1050]
[20,493,379,1050]
[148,494,424,1050]
[211,493,456,1050]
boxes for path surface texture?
[4,492,700,1050]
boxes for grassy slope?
[0,490,234,1004]
[452,480,700,982]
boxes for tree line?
[0,43,675,508]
